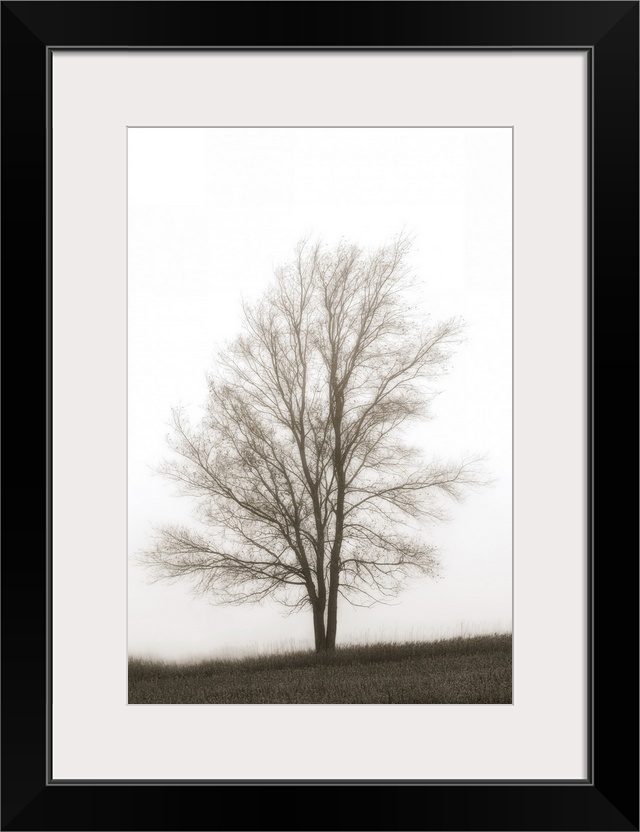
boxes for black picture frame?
[2,2,638,830]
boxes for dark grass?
[128,632,512,704]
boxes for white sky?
[128,127,512,660]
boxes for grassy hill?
[128,632,511,704]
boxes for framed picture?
[2,2,637,830]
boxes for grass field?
[128,632,511,704]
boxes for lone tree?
[142,235,484,651]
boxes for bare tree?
[141,235,485,651]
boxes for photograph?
[127,126,513,704]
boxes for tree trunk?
[312,602,327,651]
[326,384,345,652]
[325,476,342,650]
[325,581,338,650]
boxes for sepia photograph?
[128,127,512,704]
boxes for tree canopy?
[142,235,484,650]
